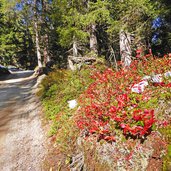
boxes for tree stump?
[68,56,96,71]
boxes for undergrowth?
[39,64,106,154]
[76,56,171,141]
[159,125,171,171]
[40,55,171,170]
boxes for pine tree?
[83,0,110,55]
[108,0,159,67]
[0,0,36,67]
[52,0,89,57]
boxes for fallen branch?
[70,152,84,171]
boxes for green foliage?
[57,27,88,47]
[53,0,89,49]
[108,0,159,47]
[1,0,171,67]
[0,0,36,67]
[84,0,110,25]
[39,66,95,153]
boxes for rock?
[68,100,77,109]
[151,74,162,83]
[131,80,148,93]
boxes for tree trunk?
[90,24,98,55]
[68,37,78,70]
[120,30,132,67]
[42,0,50,65]
[34,0,43,68]
[34,21,42,68]
[43,34,50,64]
[73,39,78,57]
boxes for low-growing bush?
[40,55,171,170]
[39,65,106,144]
[76,56,171,142]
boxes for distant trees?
[0,0,171,69]
[53,0,89,57]
[0,0,36,68]
[108,0,159,66]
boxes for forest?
[0,0,171,69]
[0,0,171,170]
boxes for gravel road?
[0,71,47,171]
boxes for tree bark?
[43,34,50,64]
[34,0,43,68]
[42,0,50,65]
[120,30,132,67]
[73,38,78,57]
[68,36,78,70]
[34,21,42,68]
[90,24,98,55]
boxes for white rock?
[68,99,77,109]
[131,80,148,93]
[164,71,171,78]
[151,74,162,83]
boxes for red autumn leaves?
[76,57,171,142]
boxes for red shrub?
[76,56,171,142]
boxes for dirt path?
[0,71,47,171]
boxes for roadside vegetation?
[40,55,171,170]
[1,0,171,170]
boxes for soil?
[0,71,47,171]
